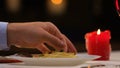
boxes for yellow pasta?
[32,52,76,58]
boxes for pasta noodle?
[32,52,76,58]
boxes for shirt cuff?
[0,22,9,50]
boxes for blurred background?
[0,0,120,55]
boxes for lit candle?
[85,29,111,60]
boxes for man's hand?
[7,22,77,54]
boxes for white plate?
[8,54,100,66]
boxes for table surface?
[0,50,120,68]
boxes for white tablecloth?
[0,51,120,68]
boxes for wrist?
[7,23,17,47]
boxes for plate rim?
[8,54,101,60]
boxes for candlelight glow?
[6,0,21,12]
[46,0,67,15]
[51,0,63,5]
[97,29,101,35]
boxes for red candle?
[85,29,111,60]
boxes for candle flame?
[97,29,101,35]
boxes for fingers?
[43,31,67,51]
[37,43,51,53]
[45,22,68,52]
[44,31,77,54]
[44,22,65,42]
[43,29,77,54]
[36,22,76,53]
[62,34,77,54]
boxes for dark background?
[0,0,120,55]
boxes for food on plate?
[32,52,76,58]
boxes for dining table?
[0,50,120,68]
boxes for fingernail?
[60,41,65,47]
